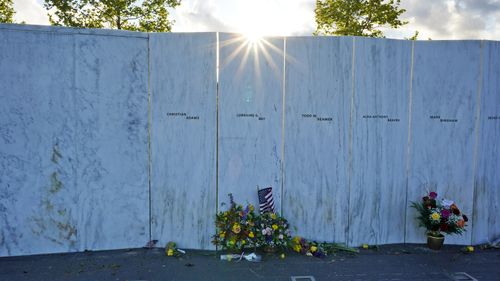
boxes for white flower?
[442,199,454,208]
[266,227,272,235]
[261,229,267,235]
[279,234,283,240]
[448,214,460,224]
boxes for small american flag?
[258,187,275,213]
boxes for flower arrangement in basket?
[411,191,468,249]
[255,212,291,252]
[212,194,257,252]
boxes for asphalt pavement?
[0,244,499,281]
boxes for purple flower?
[429,192,437,199]
[242,206,249,220]
[440,209,450,219]
[313,250,326,258]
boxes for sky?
[11,0,500,40]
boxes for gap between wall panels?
[280,37,287,216]
[403,40,416,244]
[147,33,153,245]
[346,37,356,246]
[215,32,220,251]
[470,41,484,245]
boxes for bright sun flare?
[243,31,263,45]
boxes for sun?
[243,30,263,45]
[239,23,265,46]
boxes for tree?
[405,30,419,41]
[0,0,15,23]
[44,0,181,32]
[315,0,407,37]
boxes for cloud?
[396,0,500,40]
[13,0,49,25]
[171,0,230,32]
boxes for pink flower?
[440,209,450,219]
[429,192,437,199]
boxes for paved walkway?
[0,244,498,281]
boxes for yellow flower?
[249,232,255,238]
[310,246,317,252]
[167,249,174,256]
[466,246,474,252]
[271,213,277,219]
[293,236,301,243]
[249,204,255,211]
[272,224,278,230]
[362,244,369,249]
[229,239,235,246]
[232,223,241,234]
[241,240,246,245]
[280,253,286,259]
[430,212,441,221]
[219,231,225,239]
[293,245,301,252]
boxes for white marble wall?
[150,33,217,250]
[405,41,481,245]
[1,24,499,256]
[0,26,149,256]
[472,41,500,244]
[218,33,284,210]
[283,37,352,243]
[349,38,411,246]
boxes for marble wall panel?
[150,33,217,250]
[472,41,500,244]
[73,34,149,251]
[218,34,284,211]
[283,37,352,243]
[406,41,481,245]
[349,38,411,246]
[0,30,79,256]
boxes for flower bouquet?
[255,212,291,252]
[290,236,359,258]
[290,236,327,258]
[212,194,258,252]
[411,191,468,250]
